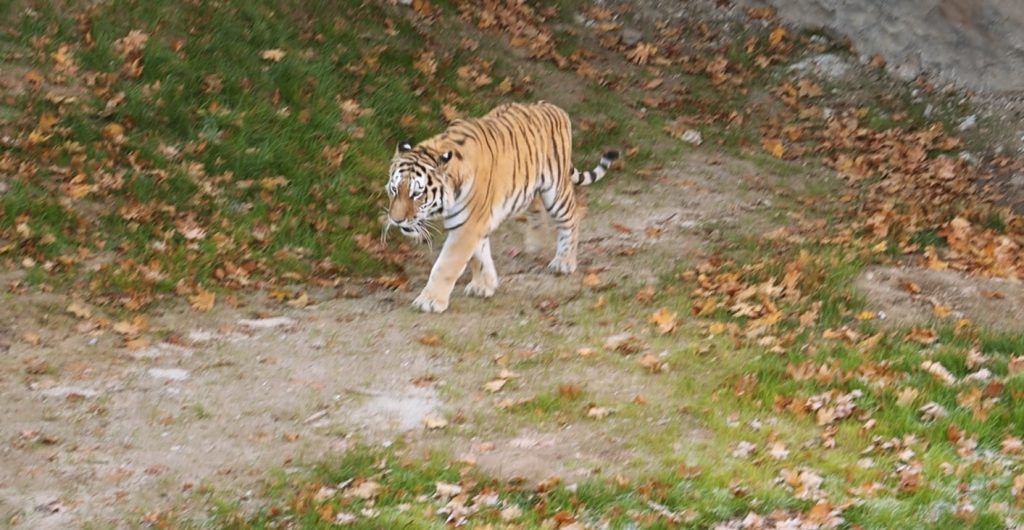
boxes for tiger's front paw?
[547,256,577,275]
[464,279,497,298]
[412,291,449,313]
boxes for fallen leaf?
[286,292,310,308]
[768,26,787,47]
[102,123,125,142]
[648,307,678,335]
[634,285,656,303]
[921,361,957,385]
[424,414,448,430]
[66,302,92,319]
[189,289,216,312]
[418,334,441,346]
[483,379,507,393]
[558,383,582,399]
[261,49,286,62]
[855,310,876,321]
[434,482,462,498]
[500,505,523,522]
[113,316,148,335]
[345,480,380,500]
[638,353,667,373]
[763,138,785,158]
[124,337,150,350]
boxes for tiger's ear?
[439,151,453,164]
[397,140,413,153]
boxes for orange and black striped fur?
[385,102,618,313]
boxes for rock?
[148,368,189,381]
[621,27,643,47]
[751,0,1024,93]
[957,114,977,131]
[958,151,978,165]
[789,53,851,79]
[680,129,703,146]
[238,316,296,329]
[129,342,194,360]
[40,386,99,399]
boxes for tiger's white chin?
[398,224,429,243]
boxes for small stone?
[40,386,99,399]
[680,129,703,146]
[238,317,296,329]
[956,114,977,131]
[621,28,643,47]
[148,368,189,381]
[789,53,850,79]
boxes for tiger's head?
[385,140,453,241]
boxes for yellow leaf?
[66,302,92,319]
[37,112,59,132]
[707,322,727,336]
[763,138,785,158]
[286,292,309,308]
[423,414,448,430]
[648,307,678,335]
[102,122,125,142]
[483,379,507,393]
[189,289,216,312]
[113,316,148,335]
[66,183,95,199]
[855,310,876,321]
[419,334,441,346]
[24,69,44,88]
[768,27,787,47]
[638,353,667,373]
[124,336,150,350]
[260,49,286,62]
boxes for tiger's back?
[440,103,570,229]
[385,101,618,313]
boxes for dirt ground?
[855,265,1024,331]
[0,151,780,528]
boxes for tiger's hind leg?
[465,237,498,297]
[539,182,580,275]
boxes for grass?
[7,1,417,291]
[1,0,647,305]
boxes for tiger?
[385,101,618,313]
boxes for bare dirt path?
[1,151,785,528]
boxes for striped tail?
[571,150,619,186]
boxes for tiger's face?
[385,141,452,241]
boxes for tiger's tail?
[571,150,619,186]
